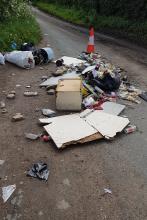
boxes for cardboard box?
[56,79,82,111]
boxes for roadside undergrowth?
[33,1,147,46]
[0,16,41,51]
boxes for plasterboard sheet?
[85,111,129,138]
[40,71,80,87]
[82,65,96,75]
[101,102,125,115]
[44,114,98,149]
[57,56,86,66]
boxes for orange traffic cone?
[87,26,95,53]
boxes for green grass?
[34,1,147,45]
[0,16,41,51]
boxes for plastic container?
[42,47,54,62]
[124,125,137,134]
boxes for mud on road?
[0,8,147,220]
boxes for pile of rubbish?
[0,42,54,69]
[38,52,146,149]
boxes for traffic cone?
[87,26,95,53]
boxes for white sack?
[5,51,35,69]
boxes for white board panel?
[85,111,129,138]
[44,114,97,148]
[101,102,125,115]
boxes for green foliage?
[0,16,41,51]
[33,0,147,20]
[34,1,147,45]
[0,0,31,21]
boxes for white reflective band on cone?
[88,36,94,45]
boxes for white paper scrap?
[2,184,16,203]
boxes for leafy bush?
[34,1,147,45]
[0,0,30,21]
[32,0,147,20]
[0,16,41,51]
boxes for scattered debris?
[24,91,38,97]
[2,184,16,203]
[104,188,112,194]
[12,113,24,122]
[0,160,5,165]
[39,67,44,70]
[42,135,51,142]
[26,85,31,88]
[56,59,64,67]
[27,162,49,181]
[20,42,35,51]
[124,125,137,134]
[53,66,68,76]
[47,89,55,95]
[1,108,8,114]
[7,93,15,99]
[25,133,41,140]
[16,84,21,88]
[42,109,56,117]
[0,101,6,109]
[56,56,85,66]
[41,75,48,81]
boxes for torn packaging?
[27,162,49,181]
[43,111,129,149]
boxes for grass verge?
[0,16,41,51]
[34,1,147,46]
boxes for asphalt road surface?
[1,7,147,220]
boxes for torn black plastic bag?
[33,49,48,65]
[89,72,121,92]
[20,42,35,51]
[27,162,49,181]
